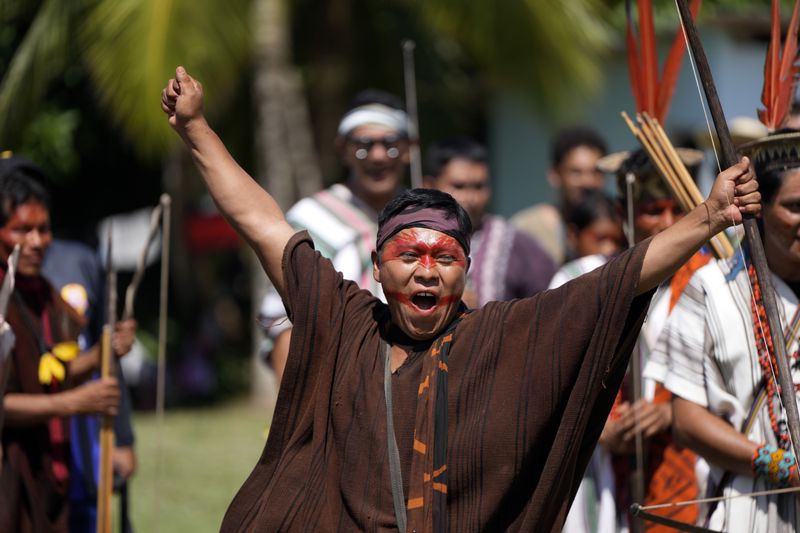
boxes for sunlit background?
[0,0,789,530]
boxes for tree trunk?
[250,0,321,407]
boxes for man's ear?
[372,250,381,283]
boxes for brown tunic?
[0,278,82,533]
[222,232,652,532]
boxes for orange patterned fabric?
[643,249,710,530]
[642,385,699,531]
[669,252,711,312]
[406,312,466,533]
[610,251,709,530]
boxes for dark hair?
[551,127,607,167]
[346,89,404,113]
[757,166,792,206]
[0,155,51,226]
[424,136,488,178]
[618,148,652,177]
[378,188,472,251]
[565,189,620,231]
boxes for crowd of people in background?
[1,69,799,531]
[252,91,797,532]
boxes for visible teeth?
[418,292,434,297]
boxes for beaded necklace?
[748,264,800,450]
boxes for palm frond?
[80,0,251,159]
[0,0,41,24]
[0,0,87,149]
[410,0,612,115]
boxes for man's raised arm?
[637,157,760,295]
[161,66,295,298]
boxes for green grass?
[126,400,271,533]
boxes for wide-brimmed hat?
[738,129,800,175]
[597,147,704,204]
[694,116,769,150]
[597,147,704,175]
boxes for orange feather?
[639,0,658,114]
[760,0,783,128]
[626,0,700,122]
[626,0,644,112]
[776,0,800,126]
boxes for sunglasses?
[347,134,407,160]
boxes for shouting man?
[162,67,759,532]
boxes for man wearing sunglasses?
[259,90,410,382]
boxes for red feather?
[639,0,658,114]
[760,0,782,129]
[626,1,644,112]
[656,0,702,122]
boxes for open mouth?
[411,292,437,311]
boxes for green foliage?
[0,0,85,152]
[411,0,613,114]
[0,0,251,160]
[18,106,81,179]
[80,0,251,158]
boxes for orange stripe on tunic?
[418,375,430,396]
[407,498,424,510]
[414,439,427,454]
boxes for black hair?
[757,166,792,206]
[565,189,620,231]
[618,148,652,177]
[551,127,607,167]
[424,136,488,178]
[346,89,404,113]
[0,155,51,226]
[378,188,472,252]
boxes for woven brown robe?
[0,278,82,533]
[222,232,653,532]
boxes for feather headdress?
[626,0,701,123]
[757,0,800,130]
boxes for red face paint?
[384,291,460,307]
[381,228,467,269]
